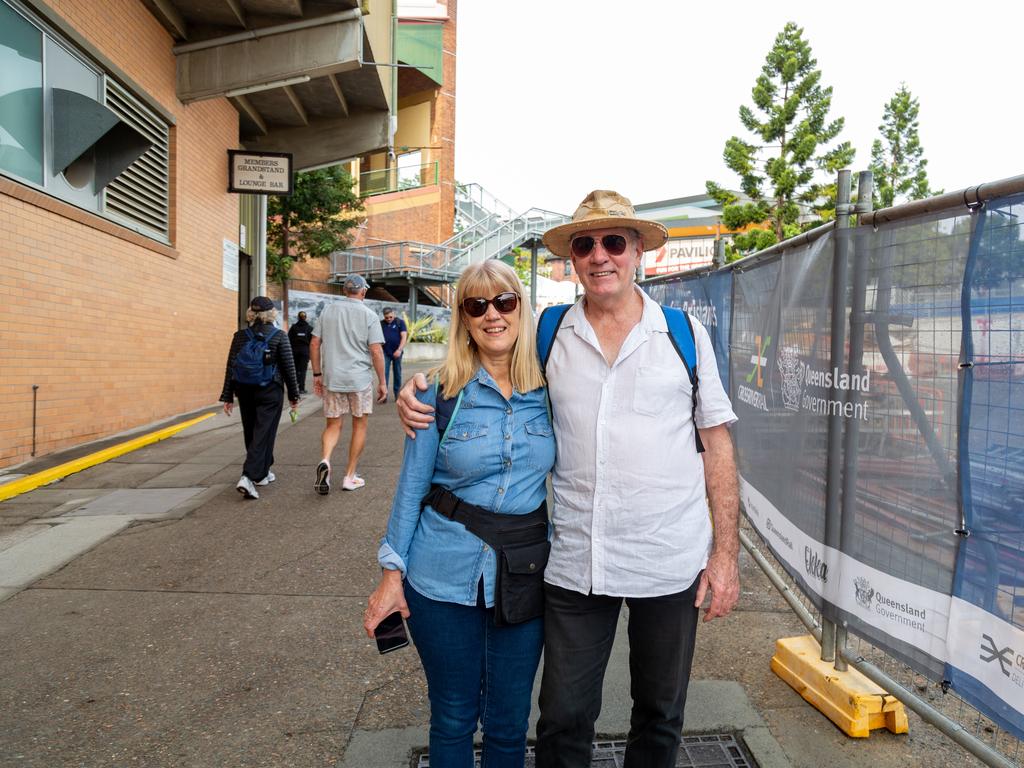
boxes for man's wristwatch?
[313,373,322,377]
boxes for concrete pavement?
[0,374,987,767]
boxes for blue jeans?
[406,584,544,768]
[383,351,402,395]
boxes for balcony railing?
[359,161,439,197]
[331,240,464,282]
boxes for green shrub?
[404,313,449,344]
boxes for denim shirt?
[378,367,555,607]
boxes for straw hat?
[542,190,668,258]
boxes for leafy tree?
[707,21,854,259]
[502,246,550,287]
[267,165,364,322]
[869,84,937,209]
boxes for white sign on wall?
[228,150,293,195]
[222,238,239,291]
[645,237,717,276]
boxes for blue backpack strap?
[434,379,464,444]
[661,305,704,454]
[536,303,572,374]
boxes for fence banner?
[947,193,1024,737]
[642,201,1024,738]
[645,270,733,391]
[733,219,967,681]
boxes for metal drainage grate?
[416,733,754,767]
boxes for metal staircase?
[330,183,570,286]
[443,183,569,271]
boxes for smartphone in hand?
[375,611,409,655]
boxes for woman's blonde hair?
[435,260,545,398]
[246,308,278,325]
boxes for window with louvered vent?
[0,0,172,245]
[102,79,170,242]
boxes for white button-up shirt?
[544,288,737,598]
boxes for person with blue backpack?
[364,260,555,768]
[397,191,740,768]
[219,296,300,500]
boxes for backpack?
[233,327,280,386]
[535,302,704,453]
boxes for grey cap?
[343,274,369,291]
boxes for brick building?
[0,0,398,469]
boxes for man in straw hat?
[398,190,740,767]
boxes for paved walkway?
[0,373,985,767]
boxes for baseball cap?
[343,274,369,291]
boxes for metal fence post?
[821,169,853,662]
[833,170,874,672]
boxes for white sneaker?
[236,475,259,499]
[342,474,365,491]
[256,471,276,486]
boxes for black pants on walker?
[235,381,284,482]
[292,352,309,391]
[535,576,702,768]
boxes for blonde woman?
[364,261,555,767]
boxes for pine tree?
[706,22,854,258]
[869,84,936,209]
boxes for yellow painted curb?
[0,413,216,503]
[771,634,909,738]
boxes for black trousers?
[293,352,309,391]
[235,382,284,482]
[535,576,702,768]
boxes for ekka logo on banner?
[980,634,1016,678]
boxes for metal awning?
[141,0,391,169]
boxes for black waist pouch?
[495,538,550,626]
[423,485,549,626]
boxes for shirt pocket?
[524,412,556,472]
[632,365,688,417]
[442,422,491,474]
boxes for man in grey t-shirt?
[310,274,386,494]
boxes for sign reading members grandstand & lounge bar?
[227,150,293,195]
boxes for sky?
[453,0,1023,217]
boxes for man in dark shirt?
[380,308,408,401]
[288,311,314,394]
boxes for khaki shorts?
[322,386,373,418]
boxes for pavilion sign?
[228,150,293,195]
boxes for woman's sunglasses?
[570,233,628,258]
[461,291,520,318]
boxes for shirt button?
[497,488,504,494]
[504,460,512,467]
[506,408,513,415]
[482,544,489,551]
[504,434,511,440]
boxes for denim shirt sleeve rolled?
[377,384,440,575]
[377,369,556,608]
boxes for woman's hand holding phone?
[364,569,409,638]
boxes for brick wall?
[0,0,240,469]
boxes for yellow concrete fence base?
[771,634,909,738]
[0,413,215,503]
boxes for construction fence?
[645,177,1024,760]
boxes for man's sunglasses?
[461,291,520,318]
[570,233,629,258]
